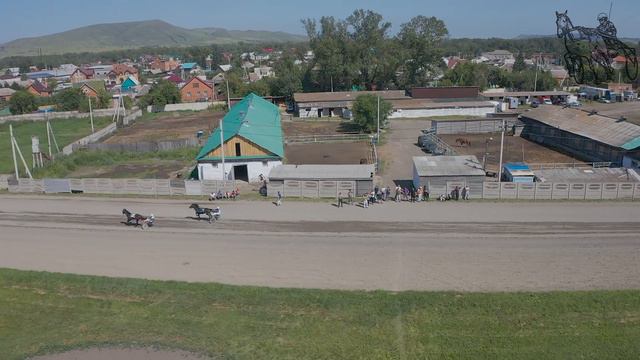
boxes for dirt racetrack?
[1,195,639,292]
[285,142,371,165]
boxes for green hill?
[0,20,307,58]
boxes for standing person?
[337,192,343,208]
[454,186,460,201]
[347,189,353,205]
[363,194,369,208]
[464,185,470,200]
[276,191,282,206]
[385,187,391,201]
[423,186,429,202]
[395,186,400,202]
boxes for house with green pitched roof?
[196,93,284,181]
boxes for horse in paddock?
[455,138,471,147]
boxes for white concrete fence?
[0,108,123,124]
[3,177,639,200]
[147,102,226,113]
[6,178,237,196]
[62,109,143,155]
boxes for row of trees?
[8,88,114,115]
[441,62,556,91]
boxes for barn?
[412,156,486,198]
[267,164,375,198]
[520,107,640,166]
[196,93,284,182]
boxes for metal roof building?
[268,164,375,198]
[293,90,409,118]
[533,167,640,183]
[520,107,640,165]
[412,156,486,198]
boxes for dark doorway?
[235,143,242,156]
[233,165,248,182]
[317,108,322,117]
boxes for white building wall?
[390,106,496,119]
[199,160,282,182]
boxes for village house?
[0,88,16,102]
[480,50,514,62]
[108,64,139,85]
[26,80,52,97]
[150,57,180,73]
[180,76,215,103]
[196,93,284,182]
[72,80,106,98]
[70,68,95,83]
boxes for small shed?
[412,156,486,197]
[502,162,535,183]
[268,164,375,198]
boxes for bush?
[9,90,37,114]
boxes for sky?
[1,0,639,43]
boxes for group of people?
[438,186,470,201]
[208,188,240,201]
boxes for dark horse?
[122,208,155,228]
[556,10,638,83]
[189,203,221,224]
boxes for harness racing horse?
[556,10,638,83]
[189,203,221,224]
[122,208,155,229]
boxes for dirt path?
[29,347,208,360]
[1,195,639,292]
[378,119,432,186]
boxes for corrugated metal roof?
[534,167,639,183]
[413,156,486,177]
[522,107,640,150]
[269,164,375,180]
[0,88,16,96]
[197,93,284,160]
[391,99,495,110]
[482,91,570,98]
[294,90,408,104]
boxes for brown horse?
[455,138,471,147]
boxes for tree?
[397,15,449,87]
[346,9,393,89]
[9,91,37,114]
[95,89,113,109]
[140,80,181,108]
[352,94,392,133]
[54,88,87,111]
[302,16,350,91]
[47,78,58,92]
[268,55,303,98]
[513,52,526,72]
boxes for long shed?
[268,164,375,198]
[412,156,486,198]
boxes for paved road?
[1,195,639,292]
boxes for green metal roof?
[198,155,281,161]
[622,137,640,151]
[196,93,284,161]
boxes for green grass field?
[31,148,198,178]
[1,269,639,360]
[0,117,112,175]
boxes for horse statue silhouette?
[556,10,638,83]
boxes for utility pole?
[88,97,95,133]
[376,95,380,142]
[497,119,505,183]
[10,124,19,179]
[46,111,52,158]
[220,116,225,183]
[226,79,231,110]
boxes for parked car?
[543,99,553,105]
[598,98,611,104]
[530,100,540,108]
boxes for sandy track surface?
[1,195,639,292]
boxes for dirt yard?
[282,120,359,137]
[66,160,192,179]
[104,111,224,144]
[285,142,371,165]
[440,133,583,172]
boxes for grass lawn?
[31,147,198,179]
[0,117,112,175]
[1,269,639,360]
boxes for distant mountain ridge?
[0,20,307,58]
